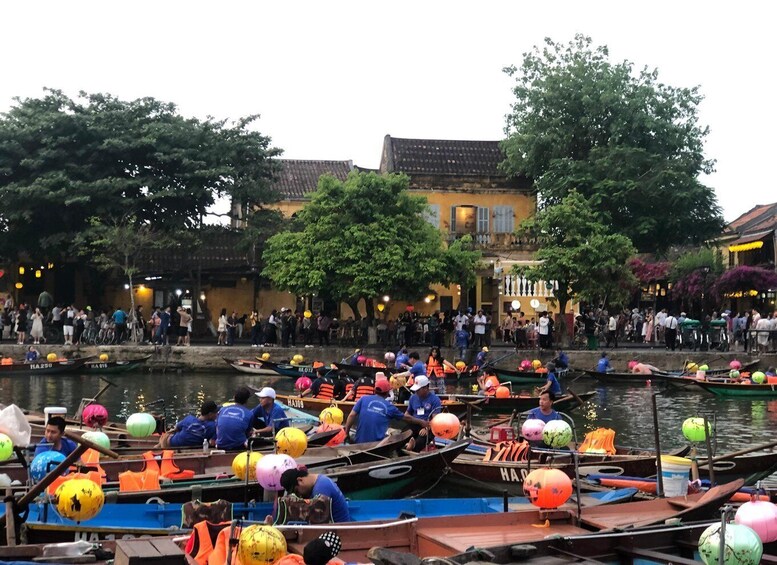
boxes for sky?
[2,1,774,222]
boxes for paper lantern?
[682,417,711,443]
[356,355,366,364]
[292,354,304,363]
[0,433,13,461]
[31,451,67,482]
[256,454,296,491]
[99,353,109,362]
[495,386,511,398]
[384,352,395,362]
[520,359,532,371]
[730,370,741,379]
[319,407,344,425]
[542,420,573,448]
[46,353,58,362]
[455,361,466,371]
[698,522,763,565]
[752,371,766,384]
[238,524,287,565]
[54,478,105,522]
[126,412,156,438]
[521,419,546,441]
[430,413,461,440]
[698,364,709,372]
[316,423,346,446]
[687,362,699,372]
[523,468,573,509]
[532,359,542,370]
[294,377,312,392]
[730,360,742,370]
[261,353,270,361]
[275,427,308,458]
[735,499,777,543]
[82,404,108,429]
[81,431,110,451]
[303,310,312,319]
[627,360,638,370]
[232,452,263,480]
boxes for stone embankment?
[0,343,772,373]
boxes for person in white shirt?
[537,312,550,349]
[654,309,667,343]
[606,314,618,348]
[472,310,487,349]
[663,313,678,351]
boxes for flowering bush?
[713,266,777,297]
[628,258,671,284]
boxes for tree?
[669,247,724,315]
[262,171,477,319]
[0,89,281,262]
[515,191,637,344]
[501,35,724,253]
[713,266,777,300]
[443,234,482,311]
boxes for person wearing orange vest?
[343,374,374,401]
[300,368,336,400]
[426,346,458,394]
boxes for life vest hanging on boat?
[184,520,235,565]
[483,440,530,462]
[118,468,161,492]
[160,450,196,480]
[579,428,616,455]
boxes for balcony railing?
[447,231,539,250]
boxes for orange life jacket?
[47,471,103,496]
[160,450,195,480]
[353,378,375,401]
[185,520,234,565]
[118,468,161,492]
[579,428,616,455]
[142,451,161,473]
[209,523,242,565]
[483,440,530,462]
[427,357,444,378]
[315,377,335,401]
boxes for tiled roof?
[381,135,505,176]
[273,160,353,200]
[139,228,250,274]
[726,203,777,236]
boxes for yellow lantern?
[14,282,22,289]
[35,270,42,278]
[18,266,25,275]
[377,304,385,312]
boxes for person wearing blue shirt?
[553,349,569,370]
[454,329,469,359]
[252,387,289,435]
[392,351,426,384]
[474,347,488,369]
[526,391,561,424]
[159,400,218,449]
[538,362,562,396]
[281,468,352,522]
[343,380,430,443]
[112,307,128,343]
[395,348,410,371]
[25,346,40,362]
[215,387,255,450]
[405,375,441,452]
[597,352,613,373]
[34,416,78,457]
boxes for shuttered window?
[477,206,489,233]
[424,204,440,228]
[493,206,514,233]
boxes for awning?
[728,230,773,252]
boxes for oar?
[487,409,518,429]
[697,438,777,466]
[480,350,516,372]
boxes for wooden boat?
[81,355,151,373]
[0,356,92,376]
[12,489,638,543]
[490,367,569,386]
[581,368,675,383]
[276,393,470,418]
[439,391,595,413]
[223,357,281,375]
[333,363,479,382]
[691,379,777,398]
[256,358,319,378]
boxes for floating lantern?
[319,407,344,425]
[542,420,573,448]
[698,364,709,372]
[384,352,395,362]
[698,522,763,565]
[356,355,366,365]
[520,359,532,371]
[126,412,156,438]
[682,417,712,442]
[0,433,13,461]
[30,451,67,482]
[730,370,741,379]
[752,371,766,384]
[495,386,511,399]
[430,413,461,439]
[232,452,263,481]
[292,354,304,363]
[294,377,312,392]
[255,454,296,491]
[54,478,104,522]
[531,359,542,370]
[99,353,109,362]
[455,361,466,371]
[523,468,573,509]
[46,353,58,362]
[261,353,270,361]
[735,498,777,543]
[521,419,546,442]
[82,404,108,429]
[686,362,699,372]
[81,431,110,451]
[238,524,287,565]
[730,360,742,370]
[275,428,308,458]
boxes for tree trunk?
[363,296,375,323]
[346,298,362,321]
[555,294,569,347]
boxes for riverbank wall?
[0,343,773,373]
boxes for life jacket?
[274,554,305,565]
[353,377,375,401]
[209,524,243,565]
[427,357,444,378]
[315,377,335,401]
[579,428,616,455]
[141,451,161,473]
[185,520,233,565]
[160,450,196,480]
[275,494,333,525]
[483,440,530,462]
[317,424,346,447]
[119,468,161,492]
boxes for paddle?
[480,350,516,372]
[696,438,777,466]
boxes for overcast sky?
[2,1,773,221]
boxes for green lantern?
[126,412,156,438]
[752,371,766,384]
[82,431,111,450]
[0,433,13,461]
[682,417,711,442]
[698,523,763,565]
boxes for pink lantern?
[356,355,366,365]
[627,360,638,370]
[735,498,777,543]
[730,359,742,371]
[294,377,312,392]
[82,404,108,428]
[521,419,546,441]
[255,454,297,491]
[520,359,532,371]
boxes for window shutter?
[450,206,457,233]
[424,204,440,228]
[477,207,489,233]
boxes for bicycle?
[42,323,63,344]
[79,322,99,345]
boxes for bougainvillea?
[713,266,777,298]
[628,258,672,284]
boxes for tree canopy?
[262,171,478,318]
[0,89,281,262]
[516,191,636,341]
[501,35,723,253]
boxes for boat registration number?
[75,532,151,541]
[286,398,305,409]
[31,363,53,369]
[499,467,529,482]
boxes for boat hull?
[440,391,595,413]
[0,357,92,376]
[491,367,569,386]
[81,356,151,374]
[276,393,469,417]
[692,380,777,397]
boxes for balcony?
[447,231,539,252]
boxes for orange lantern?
[430,413,461,440]
[495,386,511,398]
[523,468,573,509]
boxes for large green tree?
[263,171,477,319]
[501,35,723,253]
[0,89,281,262]
[516,191,637,343]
